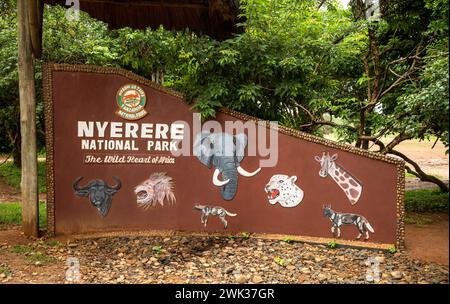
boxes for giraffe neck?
[328,163,362,205]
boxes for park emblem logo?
[115,84,148,120]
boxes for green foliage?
[116,26,177,78]
[9,245,34,254]
[395,44,449,153]
[25,251,57,265]
[388,246,397,254]
[44,240,63,247]
[0,4,18,101]
[8,241,56,265]
[0,264,12,277]
[241,232,251,240]
[152,245,162,254]
[0,1,19,155]
[282,236,294,244]
[405,172,417,178]
[327,241,337,249]
[0,161,46,193]
[0,4,119,159]
[0,202,47,227]
[321,0,449,152]
[42,5,118,65]
[182,0,363,124]
[274,256,285,266]
[404,213,435,227]
[405,189,449,213]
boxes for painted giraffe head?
[314,152,337,178]
[314,152,363,205]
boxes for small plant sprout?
[241,232,251,240]
[388,246,397,254]
[152,245,162,254]
[0,264,12,278]
[327,241,337,249]
[46,240,62,247]
[274,256,285,266]
[25,251,57,266]
[9,245,33,254]
[282,236,294,244]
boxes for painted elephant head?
[193,132,261,200]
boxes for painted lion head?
[134,172,176,209]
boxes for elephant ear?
[193,131,213,168]
[234,133,248,162]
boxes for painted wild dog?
[193,204,237,229]
[322,205,374,240]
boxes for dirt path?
[369,138,449,189]
[397,139,449,190]
[0,178,20,203]
[0,227,65,283]
[405,213,449,266]
[394,139,449,180]
[0,177,46,203]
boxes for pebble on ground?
[0,236,448,284]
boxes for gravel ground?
[2,235,447,284]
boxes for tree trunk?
[361,129,370,150]
[13,103,22,168]
[18,0,39,237]
[13,130,21,168]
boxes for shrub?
[405,189,449,213]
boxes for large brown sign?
[43,64,405,249]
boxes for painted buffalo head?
[72,176,121,217]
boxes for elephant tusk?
[237,166,261,177]
[212,168,230,186]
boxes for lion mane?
[134,172,176,209]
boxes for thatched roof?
[44,0,241,39]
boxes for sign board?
[43,64,405,249]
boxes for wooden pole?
[18,0,39,237]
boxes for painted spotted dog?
[193,204,237,229]
[323,205,375,240]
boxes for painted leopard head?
[264,174,304,208]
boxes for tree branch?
[377,45,424,100]
[0,154,11,166]
[358,123,393,140]
[381,131,412,154]
[317,0,327,11]
[368,138,386,152]
[293,100,315,122]
[390,149,449,192]
[292,100,358,133]
[315,120,358,132]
